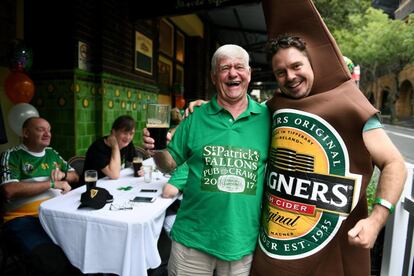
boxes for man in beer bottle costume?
[251,0,407,275]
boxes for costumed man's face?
[211,56,251,104]
[23,118,52,151]
[113,128,135,149]
[272,47,314,99]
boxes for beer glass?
[146,104,170,150]
[84,170,97,190]
[132,156,143,177]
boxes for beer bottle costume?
[251,0,378,275]
[0,144,73,221]
[167,95,271,260]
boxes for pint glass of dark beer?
[132,156,143,177]
[84,170,97,190]
[147,104,170,150]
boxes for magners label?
[259,109,362,259]
[202,145,260,195]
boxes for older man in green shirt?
[144,44,270,276]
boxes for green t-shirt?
[0,144,71,221]
[168,162,188,190]
[167,95,271,261]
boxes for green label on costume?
[201,145,260,195]
[259,109,363,260]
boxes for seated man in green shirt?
[0,117,81,276]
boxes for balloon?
[8,39,33,71]
[4,70,35,103]
[175,96,186,109]
[8,103,39,136]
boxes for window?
[159,20,173,57]
[158,19,186,95]
[175,65,184,85]
[135,31,153,75]
[158,56,173,90]
[176,31,185,63]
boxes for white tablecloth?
[39,166,174,276]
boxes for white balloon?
[8,103,39,136]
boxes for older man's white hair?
[211,44,250,75]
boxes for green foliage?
[332,6,414,89]
[314,0,371,31]
[367,167,380,214]
[334,8,414,66]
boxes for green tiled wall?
[33,76,76,160]
[32,70,159,160]
[74,72,100,156]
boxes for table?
[39,165,175,276]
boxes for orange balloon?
[175,96,186,109]
[4,70,35,103]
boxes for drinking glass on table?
[146,104,170,150]
[143,165,153,183]
[133,156,143,177]
[84,170,97,190]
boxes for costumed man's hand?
[184,100,208,118]
[347,217,383,249]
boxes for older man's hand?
[143,128,172,155]
[143,128,155,151]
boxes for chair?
[67,156,86,180]
[68,156,86,189]
[135,146,151,160]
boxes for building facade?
[366,0,414,121]
[0,0,216,158]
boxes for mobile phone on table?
[140,189,158,193]
[130,196,156,203]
